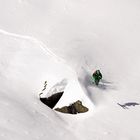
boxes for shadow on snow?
[117,102,140,109]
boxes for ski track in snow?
[0,28,65,63]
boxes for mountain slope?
[0,0,140,140]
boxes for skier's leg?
[95,79,99,85]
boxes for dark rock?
[55,100,89,114]
[40,92,64,109]
[73,100,89,113]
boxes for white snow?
[0,0,140,140]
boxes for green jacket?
[92,70,102,85]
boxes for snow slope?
[0,28,94,140]
[0,0,140,140]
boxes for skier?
[91,70,102,85]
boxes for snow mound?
[0,29,95,139]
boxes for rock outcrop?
[55,100,88,114]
